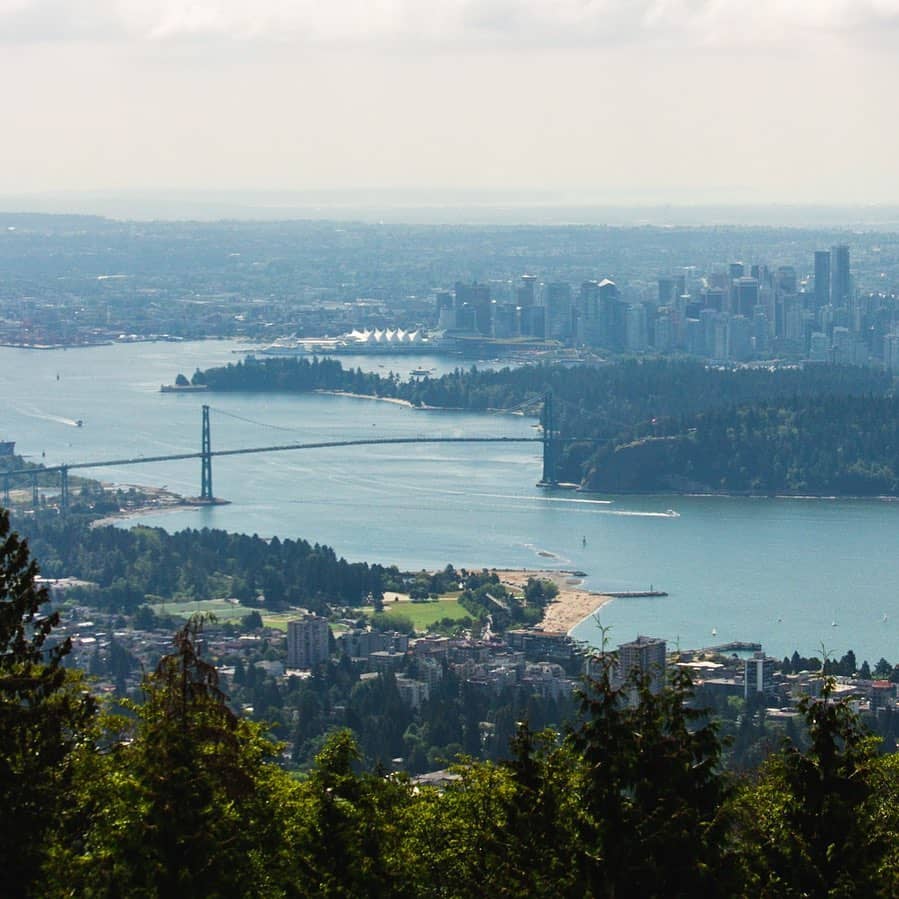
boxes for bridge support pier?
[2,474,9,507]
[31,471,39,508]
[538,391,558,487]
[60,466,69,513]
[200,404,214,501]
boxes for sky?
[2,0,899,207]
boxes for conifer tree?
[0,508,95,897]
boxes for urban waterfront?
[2,340,899,665]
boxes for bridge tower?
[539,391,558,487]
[200,404,213,501]
[59,466,70,512]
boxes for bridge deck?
[2,436,547,478]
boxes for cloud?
[2,0,899,48]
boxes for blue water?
[2,340,898,665]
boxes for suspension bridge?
[3,393,580,511]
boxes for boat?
[0,440,15,456]
[664,509,679,517]
[75,420,83,428]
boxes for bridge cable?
[208,406,302,433]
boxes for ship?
[0,440,15,456]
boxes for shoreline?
[313,389,467,412]
[313,389,417,409]
[493,569,613,635]
[88,484,221,528]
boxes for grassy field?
[148,598,296,632]
[379,597,470,631]
[261,612,303,632]
[148,597,246,621]
[147,595,470,634]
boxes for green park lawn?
[148,597,247,621]
[147,597,296,632]
[379,596,470,631]
[147,595,469,633]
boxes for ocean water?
[2,340,898,665]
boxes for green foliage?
[5,519,899,896]
[17,516,394,615]
[371,610,415,634]
[735,680,887,896]
[0,508,96,898]
[569,661,733,897]
[241,609,264,630]
[46,616,296,897]
[191,356,893,492]
[524,576,559,607]
[589,396,899,495]
[292,729,416,896]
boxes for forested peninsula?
[188,357,898,496]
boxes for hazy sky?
[3,0,899,204]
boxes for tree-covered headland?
[190,356,899,495]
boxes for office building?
[654,310,673,353]
[808,331,831,362]
[703,286,726,312]
[814,250,831,310]
[454,281,492,335]
[519,305,546,339]
[831,244,851,308]
[287,614,330,669]
[491,301,517,339]
[598,279,625,350]
[685,317,705,356]
[753,310,770,354]
[727,314,753,361]
[776,266,797,294]
[832,326,852,364]
[625,303,647,352]
[658,276,678,306]
[735,276,760,317]
[544,282,573,340]
[435,291,455,329]
[576,280,601,345]
[517,274,537,308]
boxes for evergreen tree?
[739,680,884,896]
[50,616,295,897]
[0,508,95,898]
[569,660,732,897]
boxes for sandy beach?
[494,569,612,635]
[314,389,417,408]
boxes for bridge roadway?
[3,436,545,478]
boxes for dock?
[604,590,668,598]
